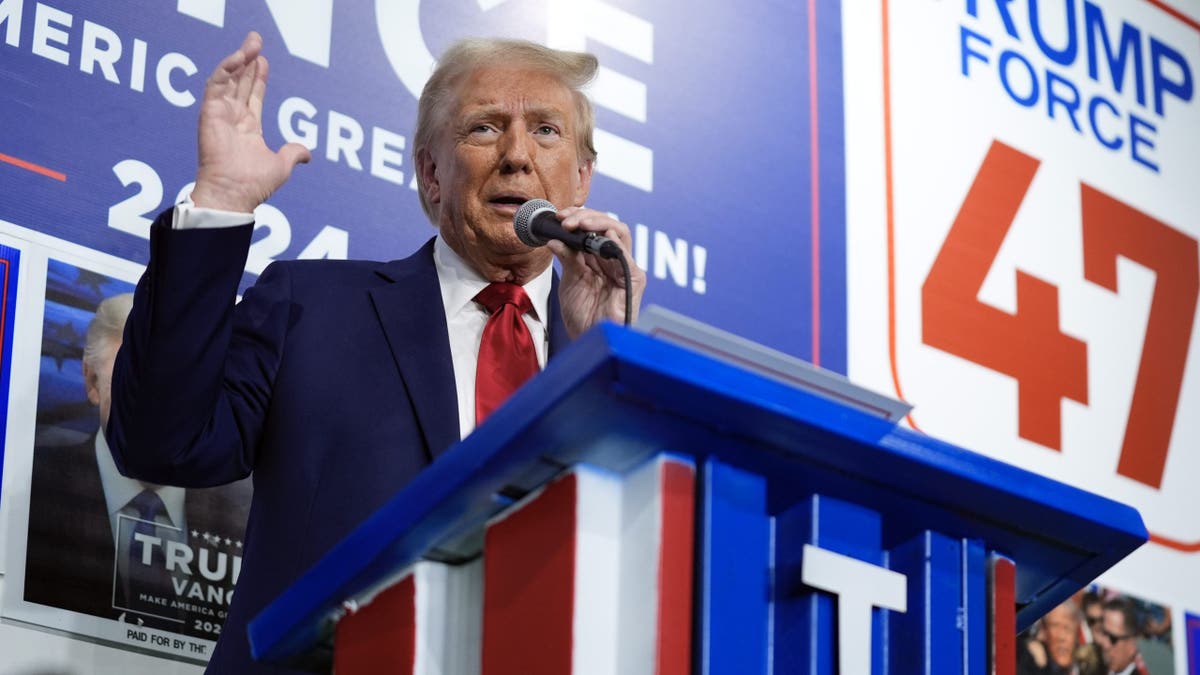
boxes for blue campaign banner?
[0,243,18,482]
[0,0,847,370]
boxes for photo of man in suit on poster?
[22,259,253,643]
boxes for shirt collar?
[433,235,552,322]
[95,431,186,529]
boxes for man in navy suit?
[108,32,645,673]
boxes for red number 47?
[922,141,1198,489]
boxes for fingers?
[249,55,269,121]
[549,242,617,301]
[559,207,633,245]
[551,206,647,334]
[209,32,262,88]
[241,31,264,58]
[233,50,258,107]
[557,208,637,274]
[205,32,264,116]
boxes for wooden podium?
[247,323,1146,674]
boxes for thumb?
[278,142,312,170]
[546,240,582,267]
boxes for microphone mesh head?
[513,199,556,247]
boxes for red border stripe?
[880,0,922,431]
[0,152,66,182]
[1145,0,1200,31]
[1148,531,1200,552]
[809,0,822,366]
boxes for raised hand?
[549,207,647,338]
[189,32,311,213]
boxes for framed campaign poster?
[1,241,252,663]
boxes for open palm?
[190,32,310,213]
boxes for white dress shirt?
[433,236,551,439]
[172,201,553,440]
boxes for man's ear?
[416,147,440,205]
[82,361,101,406]
[574,158,594,206]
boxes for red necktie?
[474,282,539,424]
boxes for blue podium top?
[248,323,1146,666]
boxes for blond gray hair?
[412,38,599,222]
[82,293,133,369]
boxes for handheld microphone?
[513,199,622,259]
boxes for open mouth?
[488,194,531,211]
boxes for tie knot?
[128,489,166,522]
[475,282,533,316]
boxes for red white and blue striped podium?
[248,323,1146,674]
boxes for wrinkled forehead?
[450,66,576,119]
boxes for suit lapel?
[369,239,461,461]
[369,242,573,459]
[547,272,570,357]
[75,436,117,558]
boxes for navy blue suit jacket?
[108,210,569,673]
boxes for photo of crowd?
[1018,586,1174,675]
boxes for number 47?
[921,141,1198,490]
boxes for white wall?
[0,576,203,675]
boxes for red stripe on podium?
[482,474,578,675]
[657,461,695,675]
[990,555,1016,675]
[333,575,416,674]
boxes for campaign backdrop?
[1,0,1198,671]
[0,0,847,368]
[0,0,844,665]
